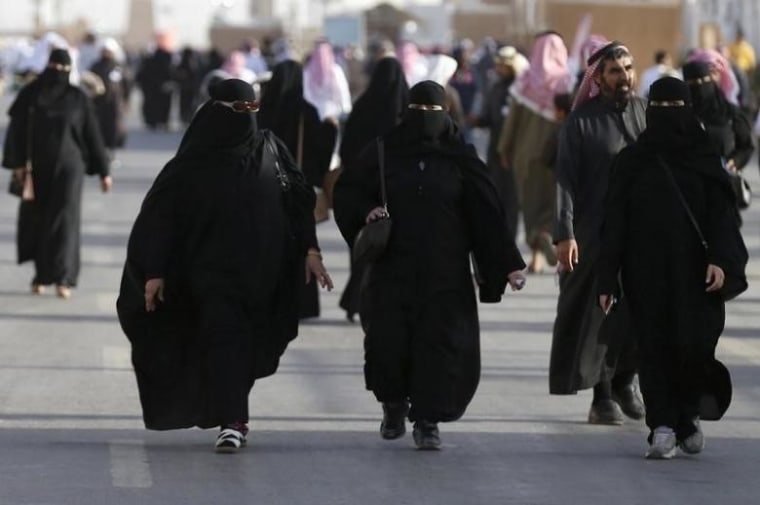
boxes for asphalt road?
[0,94,759,505]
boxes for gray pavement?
[0,94,759,504]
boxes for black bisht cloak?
[117,80,317,430]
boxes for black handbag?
[659,156,748,300]
[729,171,751,209]
[352,138,391,265]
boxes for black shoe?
[612,383,646,420]
[380,402,409,440]
[412,420,441,450]
[588,399,624,425]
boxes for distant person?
[136,33,175,130]
[174,47,203,125]
[598,77,747,459]
[498,32,574,273]
[117,79,333,453]
[258,60,338,319]
[90,38,130,154]
[397,40,429,87]
[2,49,113,299]
[334,81,526,450]
[470,45,529,240]
[303,40,352,125]
[337,57,409,322]
[727,28,756,76]
[638,50,680,97]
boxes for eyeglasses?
[215,100,259,112]
[648,100,686,107]
[408,103,445,111]
[47,63,71,72]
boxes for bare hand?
[507,270,526,291]
[305,251,334,291]
[365,206,388,223]
[598,294,616,315]
[101,175,113,193]
[145,278,165,312]
[725,158,737,173]
[705,264,725,292]
[556,239,579,272]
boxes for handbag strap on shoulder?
[377,137,388,211]
[657,154,709,251]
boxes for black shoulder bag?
[658,155,747,301]
[352,138,392,265]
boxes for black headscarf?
[36,48,72,106]
[258,60,305,147]
[682,61,731,126]
[339,57,409,166]
[175,78,258,159]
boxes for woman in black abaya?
[258,59,338,319]
[337,57,409,321]
[2,49,112,298]
[598,77,747,459]
[334,81,526,449]
[117,79,333,453]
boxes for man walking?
[551,39,646,424]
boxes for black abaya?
[2,74,110,286]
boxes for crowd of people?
[0,27,752,459]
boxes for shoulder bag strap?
[264,131,291,191]
[26,106,34,173]
[377,137,388,211]
[296,113,304,167]
[657,154,709,252]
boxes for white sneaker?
[215,427,246,453]
[646,426,677,459]
[679,418,704,454]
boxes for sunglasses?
[216,100,259,112]
[408,103,445,111]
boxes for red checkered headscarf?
[572,39,631,110]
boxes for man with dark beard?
[334,81,526,450]
[551,40,647,425]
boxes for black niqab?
[637,77,731,190]
[175,78,258,159]
[682,61,731,126]
[385,81,472,161]
[36,49,73,106]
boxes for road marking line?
[109,439,153,488]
